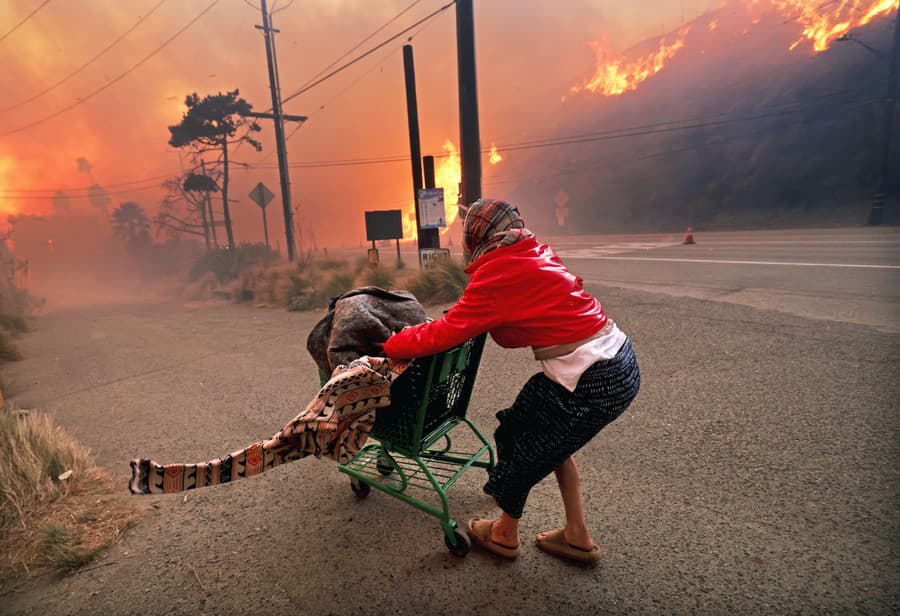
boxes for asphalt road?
[2,227,898,615]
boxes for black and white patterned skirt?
[484,337,640,518]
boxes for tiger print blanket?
[129,356,409,495]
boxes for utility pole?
[256,0,302,260]
[456,0,482,212]
[872,5,900,225]
[402,45,438,252]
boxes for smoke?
[52,191,70,215]
[87,184,111,217]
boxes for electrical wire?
[234,91,873,171]
[0,0,52,45]
[280,0,456,105]
[0,92,878,198]
[1,0,169,113]
[248,0,433,163]
[0,0,220,139]
[291,0,424,97]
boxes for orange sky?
[10,0,894,254]
[0,0,725,249]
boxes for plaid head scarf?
[463,199,534,263]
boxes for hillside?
[504,4,896,233]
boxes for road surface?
[2,227,898,615]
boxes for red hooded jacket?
[384,237,608,359]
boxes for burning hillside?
[501,0,897,232]
[571,0,896,99]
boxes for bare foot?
[470,518,519,549]
[536,528,596,552]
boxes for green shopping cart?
[337,333,494,556]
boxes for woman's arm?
[384,282,498,359]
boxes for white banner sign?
[417,187,446,229]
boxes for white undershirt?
[540,323,627,392]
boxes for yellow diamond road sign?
[249,182,275,209]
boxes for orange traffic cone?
[682,226,695,245]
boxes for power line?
[0,172,176,196]
[0,0,220,139]
[236,91,872,171]
[486,99,878,187]
[280,0,456,105]
[293,0,424,95]
[249,0,433,162]
[0,0,52,45]
[1,92,876,198]
[1,0,169,113]
[0,181,166,201]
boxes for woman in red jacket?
[384,199,640,562]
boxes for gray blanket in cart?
[306,287,427,377]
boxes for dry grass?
[184,250,465,311]
[357,265,396,290]
[0,406,139,577]
[405,258,468,305]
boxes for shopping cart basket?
[337,333,494,556]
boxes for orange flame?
[489,143,503,165]
[766,0,896,52]
[708,19,719,31]
[571,26,691,97]
[401,140,462,241]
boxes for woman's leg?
[536,456,596,550]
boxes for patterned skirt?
[484,337,640,518]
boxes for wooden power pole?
[456,0,482,211]
[255,0,306,260]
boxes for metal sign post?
[249,182,275,249]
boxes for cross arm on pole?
[242,111,307,122]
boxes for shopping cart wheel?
[350,478,370,498]
[444,528,471,557]
[376,456,394,476]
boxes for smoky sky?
[0,0,819,247]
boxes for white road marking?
[565,256,900,270]
[556,242,680,257]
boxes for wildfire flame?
[489,143,503,165]
[571,26,691,97]
[401,139,462,241]
[767,0,896,52]
[573,0,895,98]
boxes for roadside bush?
[189,243,279,283]
[407,258,468,305]
[358,265,396,290]
[0,406,138,575]
[0,327,21,363]
[0,313,27,334]
[318,269,356,304]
